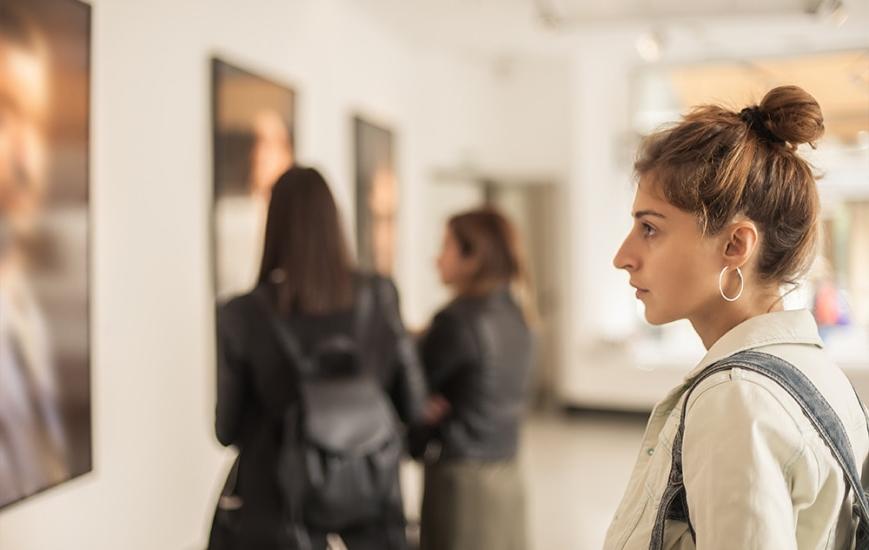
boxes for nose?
[613,237,636,272]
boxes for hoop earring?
[719,266,744,302]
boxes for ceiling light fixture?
[636,30,665,62]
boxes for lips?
[630,283,649,298]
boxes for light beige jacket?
[604,310,869,550]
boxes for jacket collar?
[683,309,824,383]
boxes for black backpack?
[254,280,403,546]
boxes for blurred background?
[0,0,866,548]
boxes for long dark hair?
[258,166,354,315]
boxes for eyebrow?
[633,209,667,219]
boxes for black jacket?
[208,274,427,549]
[418,288,534,462]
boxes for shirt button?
[647,448,655,456]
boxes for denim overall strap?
[845,380,869,451]
[649,350,869,550]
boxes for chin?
[643,307,679,326]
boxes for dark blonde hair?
[635,85,825,286]
[448,207,537,324]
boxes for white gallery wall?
[0,0,571,548]
[5,0,862,546]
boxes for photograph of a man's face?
[354,117,397,276]
[0,0,91,510]
[212,58,295,300]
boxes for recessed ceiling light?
[636,30,664,63]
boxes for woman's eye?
[641,223,657,238]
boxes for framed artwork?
[353,116,397,276]
[0,0,92,509]
[211,58,295,299]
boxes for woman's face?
[613,177,726,325]
[437,227,475,289]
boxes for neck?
[452,279,507,299]
[690,290,784,350]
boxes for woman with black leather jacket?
[416,207,535,550]
[207,166,427,550]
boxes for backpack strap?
[355,276,376,339]
[249,287,311,548]
[252,286,315,376]
[351,276,376,373]
[650,350,869,550]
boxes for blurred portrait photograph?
[354,116,397,276]
[211,58,295,300]
[0,0,92,509]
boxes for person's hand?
[423,394,451,425]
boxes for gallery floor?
[400,410,649,550]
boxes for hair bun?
[757,85,825,147]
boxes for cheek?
[644,240,718,317]
[659,244,718,309]
[0,122,14,174]
[23,132,47,183]
[643,240,691,290]
[437,249,456,279]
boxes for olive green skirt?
[420,459,527,550]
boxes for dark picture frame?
[211,58,296,300]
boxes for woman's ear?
[460,251,481,276]
[721,221,759,267]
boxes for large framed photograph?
[0,0,92,509]
[211,58,296,300]
[353,116,397,276]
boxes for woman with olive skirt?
[416,207,535,550]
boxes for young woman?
[207,166,427,550]
[605,86,869,548]
[417,208,535,550]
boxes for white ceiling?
[359,0,869,60]
[543,0,826,22]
